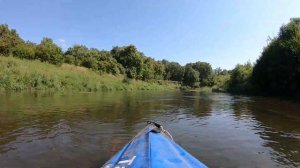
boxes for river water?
[0,91,299,168]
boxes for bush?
[0,24,23,55]
[81,57,98,69]
[228,62,253,93]
[13,42,36,60]
[64,55,76,64]
[36,38,63,65]
[183,66,200,87]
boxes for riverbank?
[0,56,179,91]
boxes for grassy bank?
[0,56,179,91]
[180,86,213,93]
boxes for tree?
[190,62,213,86]
[228,62,253,93]
[64,55,76,64]
[13,41,36,60]
[252,18,300,95]
[81,56,98,69]
[212,68,231,91]
[0,24,23,55]
[65,45,124,75]
[36,38,63,65]
[162,60,184,81]
[141,58,165,80]
[183,66,200,87]
[95,50,124,75]
[111,45,143,79]
[153,61,164,80]
[141,58,155,80]
[65,45,89,66]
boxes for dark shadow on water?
[230,95,300,167]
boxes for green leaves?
[182,62,213,87]
[0,24,23,55]
[0,24,220,87]
[13,42,36,60]
[183,66,200,87]
[252,18,300,95]
[36,38,63,65]
[111,45,143,78]
[111,45,164,80]
[162,60,184,82]
[228,62,253,93]
[5,19,300,95]
[190,62,213,87]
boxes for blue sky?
[1,0,300,69]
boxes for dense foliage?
[189,62,213,87]
[65,45,124,75]
[183,66,200,87]
[162,60,184,82]
[1,18,300,95]
[228,62,253,93]
[252,18,300,95]
[0,24,215,87]
[12,42,36,60]
[212,18,300,95]
[0,24,23,55]
[36,38,64,65]
[212,68,230,92]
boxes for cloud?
[58,38,66,43]
[57,38,68,50]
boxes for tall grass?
[0,56,179,91]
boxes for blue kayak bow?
[102,122,208,168]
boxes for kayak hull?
[102,125,207,168]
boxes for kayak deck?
[102,124,207,168]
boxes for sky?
[1,0,300,69]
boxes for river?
[0,91,299,168]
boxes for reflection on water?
[0,91,299,167]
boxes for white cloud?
[57,38,68,50]
[58,38,66,43]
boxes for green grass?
[189,86,213,93]
[180,86,213,93]
[0,56,179,91]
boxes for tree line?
[0,24,214,87]
[214,18,300,96]
[1,18,300,96]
